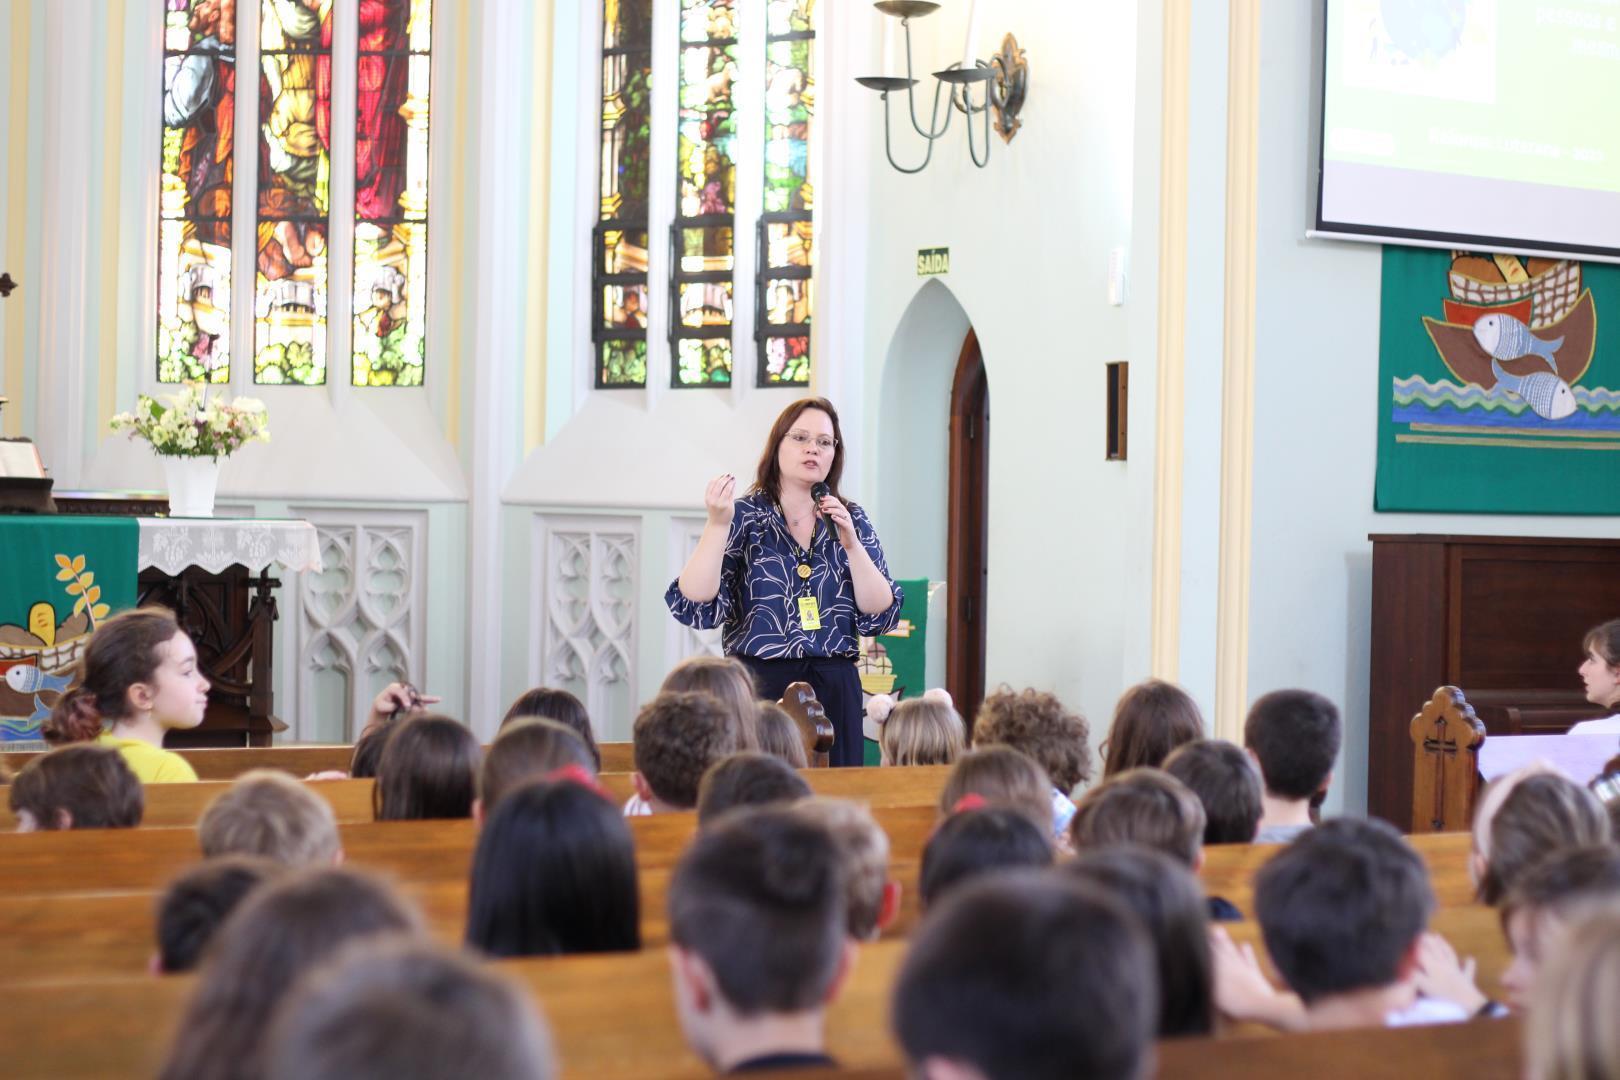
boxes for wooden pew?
[3,741,639,780]
[0,765,954,830]
[0,936,1522,1080]
[1199,830,1475,915]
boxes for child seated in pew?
[1243,689,1341,843]
[1163,739,1264,845]
[1472,766,1611,905]
[1065,847,1215,1037]
[938,746,1057,845]
[1100,678,1204,777]
[919,805,1054,910]
[9,743,143,830]
[476,718,598,821]
[465,775,640,958]
[754,702,809,768]
[877,690,966,767]
[198,769,341,865]
[697,752,812,827]
[796,797,901,942]
[373,714,482,821]
[1524,905,1620,1080]
[1068,767,1246,922]
[1499,846,1620,1010]
[667,805,852,1073]
[1250,818,1484,1031]
[337,683,444,781]
[153,856,281,974]
[662,655,763,752]
[265,938,556,1080]
[893,870,1157,1080]
[42,606,208,782]
[501,685,600,771]
[159,866,424,1080]
[628,691,739,816]
[971,687,1093,840]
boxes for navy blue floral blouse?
[665,492,904,660]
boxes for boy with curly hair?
[972,688,1093,840]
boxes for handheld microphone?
[811,481,830,523]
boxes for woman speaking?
[666,398,903,767]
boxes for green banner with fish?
[0,516,139,748]
[1376,247,1620,514]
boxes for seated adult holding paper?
[1571,619,1620,735]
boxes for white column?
[33,0,96,485]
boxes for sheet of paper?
[0,440,44,478]
[1478,734,1620,784]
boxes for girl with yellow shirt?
[42,606,210,783]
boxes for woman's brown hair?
[8,744,143,829]
[1584,618,1620,668]
[43,606,182,743]
[373,714,483,821]
[1480,772,1611,905]
[750,397,846,503]
[660,656,761,752]
[1101,679,1205,777]
[158,866,423,1080]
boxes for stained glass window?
[352,0,432,387]
[757,0,813,386]
[594,0,653,388]
[254,0,332,386]
[671,0,737,388]
[158,0,236,384]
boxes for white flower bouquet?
[109,384,270,459]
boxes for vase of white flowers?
[109,384,270,518]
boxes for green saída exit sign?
[916,247,950,276]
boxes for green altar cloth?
[0,516,139,748]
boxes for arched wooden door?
[947,330,988,731]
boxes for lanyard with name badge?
[783,505,822,632]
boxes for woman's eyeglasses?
[786,430,837,452]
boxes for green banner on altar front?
[858,578,930,766]
[0,516,139,747]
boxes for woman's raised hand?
[705,474,737,527]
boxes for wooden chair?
[1410,686,1487,833]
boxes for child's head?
[1162,739,1264,845]
[198,769,341,865]
[500,686,600,771]
[1242,689,1341,803]
[1254,818,1433,1007]
[478,718,597,815]
[1526,906,1620,1080]
[753,702,809,768]
[1478,771,1610,905]
[632,690,738,811]
[348,721,392,779]
[794,797,896,941]
[660,656,761,752]
[1500,846,1620,1010]
[919,806,1054,911]
[882,696,967,767]
[373,714,482,821]
[893,871,1157,1080]
[1102,679,1204,777]
[465,778,640,958]
[155,856,281,974]
[43,606,207,741]
[696,752,811,827]
[1064,847,1214,1037]
[667,806,851,1069]
[1579,618,1620,709]
[8,744,143,830]
[265,938,556,1080]
[1069,767,1206,869]
[159,866,424,1080]
[971,687,1092,796]
[938,746,1053,838]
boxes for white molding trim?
[530,513,642,731]
[288,508,429,741]
[1151,0,1191,681]
[1215,0,1260,742]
